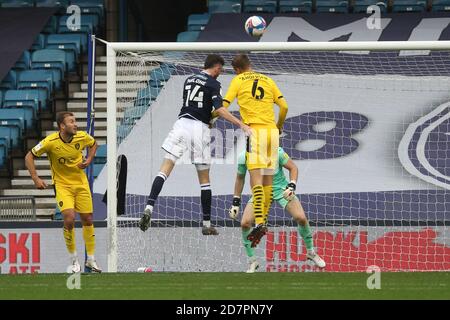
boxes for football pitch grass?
[0,272,448,300]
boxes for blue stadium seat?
[0,143,7,168]
[17,70,53,103]
[0,108,35,132]
[31,34,46,51]
[0,124,21,148]
[0,134,10,150]
[36,0,69,14]
[243,0,277,13]
[316,0,349,12]
[279,0,313,13]
[0,70,17,91]
[392,0,427,12]
[70,0,105,21]
[14,51,31,71]
[187,13,211,31]
[42,16,58,34]
[1,0,33,7]
[353,1,388,13]
[3,89,46,116]
[208,0,242,13]
[432,0,450,11]
[0,91,3,106]
[58,14,98,34]
[176,31,200,42]
[46,33,82,56]
[31,49,66,90]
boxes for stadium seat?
[13,51,31,71]
[58,14,98,34]
[243,0,277,13]
[392,0,427,12]
[70,0,105,21]
[316,0,349,12]
[0,70,17,91]
[0,124,21,149]
[0,108,34,133]
[16,71,53,105]
[176,31,200,42]
[31,34,46,51]
[36,0,70,14]
[208,0,242,13]
[42,16,58,34]
[0,143,7,168]
[279,0,313,13]
[31,49,67,90]
[353,0,388,13]
[0,91,3,106]
[46,33,83,56]
[3,89,46,116]
[187,13,211,31]
[0,0,33,7]
[431,0,450,11]
[36,0,70,7]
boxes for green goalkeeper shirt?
[237,147,291,193]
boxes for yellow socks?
[252,185,265,225]
[263,185,273,224]
[63,227,76,255]
[82,225,96,257]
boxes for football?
[245,16,266,37]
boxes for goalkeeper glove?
[283,182,296,201]
[228,197,241,220]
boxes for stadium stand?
[432,0,450,11]
[279,0,313,13]
[392,0,427,12]
[353,0,388,12]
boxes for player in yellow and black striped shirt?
[25,112,101,273]
[223,54,289,247]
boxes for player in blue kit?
[139,54,252,235]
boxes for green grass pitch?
[0,272,448,300]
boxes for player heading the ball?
[139,54,252,235]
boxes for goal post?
[104,41,450,273]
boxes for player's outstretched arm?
[229,173,245,220]
[25,151,47,189]
[215,107,252,136]
[282,159,298,201]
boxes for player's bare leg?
[285,198,326,268]
[241,203,259,273]
[80,213,102,273]
[247,169,267,247]
[197,167,218,235]
[62,209,80,273]
[139,158,175,231]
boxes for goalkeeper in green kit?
[228,147,326,273]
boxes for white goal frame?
[105,40,450,272]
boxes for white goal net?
[100,42,450,273]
